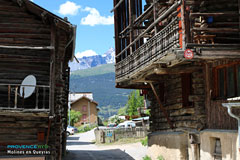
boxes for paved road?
[63,129,147,160]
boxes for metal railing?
[0,84,50,111]
[115,17,180,80]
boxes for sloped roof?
[11,0,76,60]
[69,93,93,102]
[16,0,73,31]
[71,96,98,106]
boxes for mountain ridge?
[70,48,115,71]
[69,62,131,119]
[71,63,115,77]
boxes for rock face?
[70,48,115,71]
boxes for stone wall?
[148,131,188,160]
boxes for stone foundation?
[200,130,239,160]
[148,131,188,160]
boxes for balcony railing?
[116,17,180,80]
[0,84,50,111]
[188,12,240,47]
[114,0,240,83]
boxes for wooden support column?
[238,0,240,38]
[50,24,56,116]
[128,0,133,54]
[113,0,120,60]
[149,82,174,129]
[14,86,18,109]
[153,0,158,34]
[8,85,11,108]
[204,62,211,128]
[181,0,186,50]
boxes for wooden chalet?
[113,0,240,159]
[0,0,76,160]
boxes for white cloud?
[75,50,98,58]
[58,1,81,16]
[81,7,114,26]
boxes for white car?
[67,126,75,136]
[116,121,136,128]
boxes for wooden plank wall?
[0,1,71,159]
[187,0,239,44]
[0,1,51,109]
[205,60,240,130]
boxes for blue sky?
[32,0,115,57]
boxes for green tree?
[126,90,144,116]
[118,106,127,115]
[68,110,82,126]
[109,115,122,125]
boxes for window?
[213,63,240,99]
[82,105,87,112]
[213,138,222,160]
[82,114,87,122]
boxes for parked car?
[107,123,117,128]
[67,125,78,136]
[116,121,136,128]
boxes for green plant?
[141,136,148,146]
[68,110,82,126]
[109,115,121,125]
[157,155,165,160]
[142,155,152,160]
[118,106,127,116]
[145,109,151,116]
[77,124,97,133]
[126,90,144,117]
[103,121,108,126]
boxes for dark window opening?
[159,83,164,103]
[213,138,222,160]
[218,68,225,98]
[213,63,240,99]
[227,67,235,97]
[181,73,192,107]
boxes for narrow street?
[63,129,147,160]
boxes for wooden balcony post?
[238,0,240,38]
[8,85,11,108]
[43,87,46,109]
[14,86,18,109]
[128,0,133,54]
[22,87,25,107]
[181,0,186,50]
[36,87,39,109]
[153,0,158,34]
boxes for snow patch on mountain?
[69,48,115,71]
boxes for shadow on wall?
[66,141,94,146]
[63,149,135,160]
[67,137,80,141]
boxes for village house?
[69,93,99,126]
[0,0,76,160]
[112,0,240,159]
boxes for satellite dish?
[20,75,37,98]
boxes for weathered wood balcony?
[116,17,180,81]
[114,0,240,86]
[0,84,50,115]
